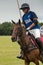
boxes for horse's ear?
[18,19,21,25]
[11,20,15,24]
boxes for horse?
[11,19,43,65]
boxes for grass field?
[0,36,43,65]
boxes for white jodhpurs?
[26,29,40,38]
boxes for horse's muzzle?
[11,37,16,42]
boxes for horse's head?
[11,19,25,42]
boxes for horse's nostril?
[11,37,16,42]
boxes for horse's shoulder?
[25,35,30,41]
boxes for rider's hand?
[26,27,30,30]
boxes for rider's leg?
[36,38,43,57]
[29,29,43,55]
[36,38,43,54]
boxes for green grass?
[0,36,43,65]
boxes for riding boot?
[36,38,43,55]
[17,50,24,60]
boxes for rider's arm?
[27,12,38,30]
[29,18,38,29]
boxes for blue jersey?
[22,11,40,30]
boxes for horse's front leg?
[25,60,30,65]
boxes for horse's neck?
[20,30,26,38]
[18,31,26,45]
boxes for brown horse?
[11,20,43,65]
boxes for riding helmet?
[20,3,30,10]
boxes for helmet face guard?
[20,7,30,10]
